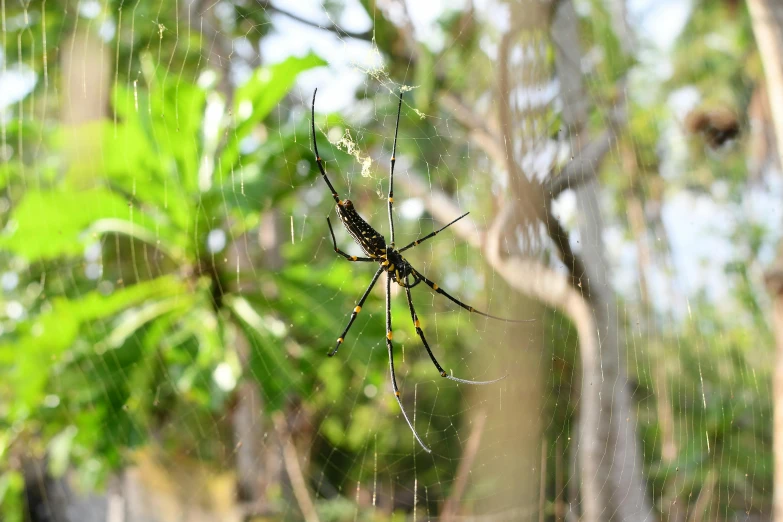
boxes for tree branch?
[256,1,373,42]
[545,98,626,199]
[545,129,612,198]
[438,93,506,168]
[398,173,484,249]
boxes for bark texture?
[748,2,783,520]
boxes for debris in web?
[332,128,373,178]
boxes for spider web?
[0,0,774,521]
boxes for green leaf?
[224,295,300,409]
[48,426,79,478]
[1,276,188,417]
[223,53,327,169]
[1,188,186,261]
[0,470,24,522]
[111,77,207,198]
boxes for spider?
[311,88,531,452]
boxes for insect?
[311,88,531,452]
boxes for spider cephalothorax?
[311,88,533,453]
[334,199,416,285]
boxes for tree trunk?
[748,2,783,521]
[552,2,653,520]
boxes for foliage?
[0,0,777,521]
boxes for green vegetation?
[0,1,775,520]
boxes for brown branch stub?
[765,265,783,296]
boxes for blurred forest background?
[2,0,783,521]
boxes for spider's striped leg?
[386,272,432,453]
[312,89,341,204]
[404,279,506,385]
[412,269,536,323]
[398,212,470,253]
[327,217,373,262]
[329,267,384,357]
[387,91,403,246]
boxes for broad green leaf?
[1,188,186,261]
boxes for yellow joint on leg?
[469,306,474,312]
[388,197,394,203]
[395,391,400,397]
[388,263,395,272]
[337,337,344,344]
[440,371,447,378]
[354,306,362,313]
[351,256,357,261]
[433,283,439,290]
[382,260,390,266]
[337,200,344,206]
[387,331,393,340]
[415,319,421,328]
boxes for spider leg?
[411,269,536,323]
[399,212,470,253]
[387,91,403,247]
[329,267,384,357]
[404,279,507,385]
[312,89,341,204]
[386,272,432,453]
[327,217,373,262]
[401,276,422,289]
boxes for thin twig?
[687,469,716,522]
[273,412,320,522]
[441,412,488,521]
[555,438,564,522]
[538,439,548,522]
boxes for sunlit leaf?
[223,53,327,170]
[1,188,184,261]
[48,426,78,478]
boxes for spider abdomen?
[336,200,387,258]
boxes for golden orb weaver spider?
[311,89,532,452]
